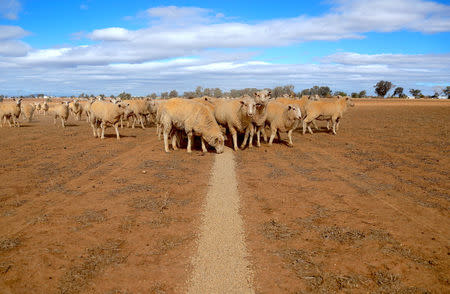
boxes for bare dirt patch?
[238,100,450,293]
[0,112,213,293]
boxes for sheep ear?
[288,105,292,110]
[254,92,258,97]
[268,91,272,95]
[240,100,245,105]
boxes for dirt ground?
[0,99,449,293]
[238,100,450,293]
[0,110,213,293]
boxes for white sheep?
[21,103,36,122]
[263,102,302,146]
[69,100,82,120]
[303,96,354,135]
[0,98,22,127]
[89,101,130,140]
[48,101,70,128]
[213,96,256,151]
[160,98,224,153]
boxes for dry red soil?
[1,99,449,293]
[238,100,450,293]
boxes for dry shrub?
[58,239,127,294]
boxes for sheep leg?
[163,130,170,153]
[114,123,120,140]
[54,116,57,125]
[268,128,277,146]
[120,116,124,129]
[171,133,178,150]
[331,116,337,135]
[336,117,341,131]
[287,130,294,147]
[261,128,268,143]
[201,138,208,153]
[186,132,193,153]
[313,120,319,130]
[132,116,136,129]
[229,126,238,151]
[100,122,106,139]
[157,124,162,140]
[302,120,307,135]
[248,125,254,148]
[256,128,261,147]
[240,128,250,149]
[140,115,145,129]
[61,117,65,128]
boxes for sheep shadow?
[102,134,137,139]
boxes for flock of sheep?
[0,92,355,153]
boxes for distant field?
[0,99,449,293]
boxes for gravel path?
[187,148,254,294]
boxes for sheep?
[124,99,153,129]
[303,96,354,135]
[89,100,130,140]
[48,101,70,128]
[41,101,49,115]
[78,98,95,122]
[34,102,41,114]
[263,102,302,146]
[253,90,272,104]
[213,96,256,151]
[0,98,22,127]
[21,103,36,122]
[69,100,82,120]
[160,98,224,153]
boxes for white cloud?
[80,4,88,10]
[0,1,449,95]
[0,0,21,20]
[0,25,29,40]
[89,27,131,41]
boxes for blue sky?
[0,0,449,96]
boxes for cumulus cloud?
[0,0,21,20]
[0,1,449,95]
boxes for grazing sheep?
[48,101,70,128]
[0,98,22,127]
[89,101,130,140]
[22,103,36,122]
[264,102,302,146]
[213,96,256,151]
[160,98,224,153]
[303,96,354,135]
[69,100,82,120]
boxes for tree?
[213,88,223,98]
[443,86,450,99]
[393,87,404,98]
[148,93,157,99]
[374,81,394,97]
[195,86,203,97]
[334,91,347,97]
[318,86,331,97]
[409,89,422,98]
[183,91,195,98]
[351,92,359,98]
[110,94,115,99]
[300,89,310,96]
[169,90,178,98]
[161,92,169,99]
[118,92,131,100]
[359,90,366,98]
[99,94,105,99]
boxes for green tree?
[169,90,178,98]
[195,86,203,97]
[359,90,366,98]
[393,87,404,98]
[318,86,331,97]
[118,92,132,100]
[334,91,347,97]
[374,81,394,97]
[443,86,450,99]
[148,93,157,99]
[351,92,359,98]
[161,92,169,99]
[213,88,223,98]
[409,89,422,98]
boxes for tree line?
[2,83,449,100]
